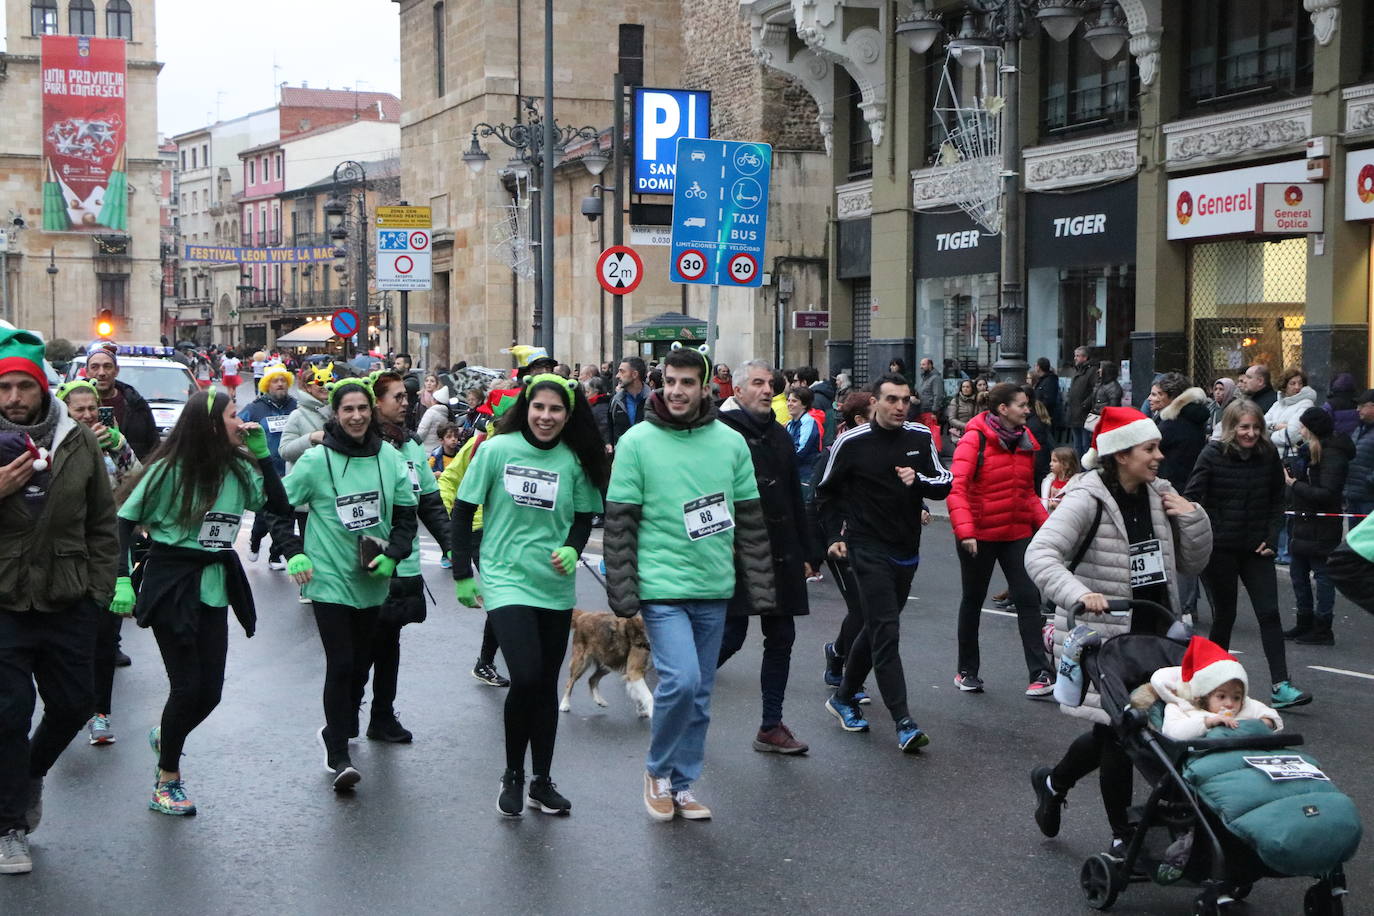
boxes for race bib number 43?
[504,465,559,510]
[198,511,242,549]
[1129,538,1167,588]
[683,493,734,540]
[335,491,382,531]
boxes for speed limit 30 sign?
[596,245,644,295]
[675,249,707,281]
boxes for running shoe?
[853,687,872,705]
[673,789,712,820]
[895,717,930,753]
[954,672,985,693]
[149,779,197,816]
[1031,765,1065,837]
[267,557,287,571]
[114,649,132,667]
[0,829,32,875]
[440,555,452,569]
[498,768,525,817]
[527,776,571,815]
[148,725,161,757]
[824,694,869,732]
[1270,681,1313,709]
[643,771,675,822]
[1025,672,1055,698]
[367,712,413,743]
[317,725,361,791]
[753,723,809,755]
[472,661,510,687]
[247,549,261,563]
[88,714,116,745]
[823,642,844,688]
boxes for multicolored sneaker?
[88,714,116,746]
[149,779,197,816]
[148,725,161,756]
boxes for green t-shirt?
[393,436,440,577]
[606,417,759,601]
[283,442,417,608]
[457,432,603,610]
[118,458,266,607]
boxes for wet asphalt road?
[4,381,1371,913]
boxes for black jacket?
[719,406,819,617]
[114,379,159,460]
[589,393,612,446]
[1034,371,1060,422]
[1183,440,1285,554]
[1288,434,1354,556]
[815,420,952,556]
[1025,410,1052,493]
[1066,363,1096,425]
[1251,386,1278,414]
[131,541,256,640]
[1344,421,1374,505]
[1091,379,1123,413]
[1157,387,1210,490]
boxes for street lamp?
[326,160,369,359]
[465,97,606,356]
[906,0,1130,380]
[46,247,58,341]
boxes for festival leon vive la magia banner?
[41,35,128,233]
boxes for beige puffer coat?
[1025,469,1213,724]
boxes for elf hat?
[0,328,50,391]
[258,365,294,394]
[1180,635,1247,701]
[1082,406,1161,469]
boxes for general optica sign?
[41,36,127,232]
[183,245,340,263]
[1165,159,1307,240]
[1345,147,1374,221]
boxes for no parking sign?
[375,206,432,291]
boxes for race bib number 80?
[504,465,559,511]
[683,493,734,540]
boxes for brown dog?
[559,609,654,718]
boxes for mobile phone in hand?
[98,406,116,427]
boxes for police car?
[66,344,200,437]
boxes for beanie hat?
[0,328,50,391]
[1082,406,1161,470]
[1298,405,1333,439]
[1180,635,1247,701]
[258,365,294,394]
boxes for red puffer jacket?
[947,411,1048,542]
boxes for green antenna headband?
[524,373,578,412]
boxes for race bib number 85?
[683,493,734,540]
[198,511,242,549]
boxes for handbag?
[379,574,429,626]
[1083,412,1100,433]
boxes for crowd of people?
[1,325,1370,880]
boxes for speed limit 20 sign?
[596,245,644,295]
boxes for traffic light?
[95,308,114,338]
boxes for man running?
[815,372,951,751]
[603,345,775,822]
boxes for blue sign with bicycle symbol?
[669,138,772,287]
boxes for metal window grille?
[851,278,872,384]
[1188,238,1306,386]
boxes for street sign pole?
[707,284,719,358]
[612,71,625,362]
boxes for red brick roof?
[279,87,401,121]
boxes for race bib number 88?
[683,493,734,540]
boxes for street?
[4,502,1372,915]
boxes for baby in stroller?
[1136,636,1282,741]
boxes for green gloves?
[287,554,313,577]
[99,427,123,452]
[241,425,271,460]
[551,546,579,577]
[110,577,135,616]
[369,554,397,579]
[454,577,483,608]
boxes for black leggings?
[485,605,571,776]
[369,621,401,720]
[955,537,1048,680]
[152,604,228,773]
[826,557,864,659]
[93,611,122,714]
[1051,723,1134,837]
[1203,549,1288,684]
[312,601,379,756]
[471,530,501,668]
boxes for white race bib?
[503,465,559,510]
[406,461,421,493]
[683,492,734,540]
[1129,538,1167,588]
[1243,755,1329,781]
[198,511,242,549]
[265,414,290,434]
[335,491,382,531]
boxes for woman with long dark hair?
[1283,407,1353,645]
[275,377,419,791]
[450,374,608,816]
[115,386,292,815]
[1184,399,1312,709]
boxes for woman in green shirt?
[276,378,418,791]
[114,386,291,816]
[451,374,608,816]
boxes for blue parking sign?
[633,88,711,194]
[668,138,771,287]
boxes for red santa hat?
[1180,635,1247,701]
[1082,406,1162,470]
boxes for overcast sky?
[156,0,401,137]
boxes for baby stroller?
[1069,599,1360,915]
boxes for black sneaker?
[498,768,525,817]
[527,776,572,815]
[114,649,132,667]
[1031,766,1065,837]
[367,712,414,743]
[472,661,511,688]
[954,672,985,693]
[318,726,361,791]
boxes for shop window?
[1188,238,1306,389]
[917,273,1001,377]
[1183,0,1312,110]
[106,0,132,39]
[32,0,57,35]
[1028,265,1135,370]
[845,75,872,180]
[1039,32,1137,137]
[69,0,95,35]
[850,278,872,383]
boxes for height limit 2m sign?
[375,205,432,291]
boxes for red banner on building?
[41,35,128,232]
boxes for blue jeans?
[641,600,727,791]
[1072,426,1092,456]
[1289,553,1335,623]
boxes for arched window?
[31,0,58,35]
[70,0,95,34]
[105,0,132,40]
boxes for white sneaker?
[268,558,287,571]
[247,550,261,563]
[298,591,311,605]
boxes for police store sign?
[1167,159,1308,240]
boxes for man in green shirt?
[604,345,775,823]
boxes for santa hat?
[1180,636,1247,701]
[1082,406,1161,469]
[0,328,50,391]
